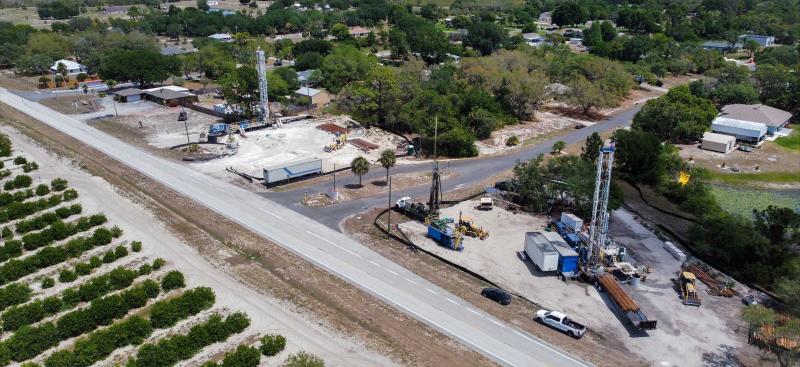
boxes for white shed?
[701,132,736,153]
[711,117,767,143]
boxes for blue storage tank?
[564,233,581,247]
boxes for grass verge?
[775,132,800,151]
[709,171,800,185]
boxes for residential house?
[522,33,548,47]
[104,5,130,14]
[208,33,233,42]
[143,86,197,106]
[711,117,768,143]
[294,87,331,108]
[114,88,144,103]
[538,11,552,25]
[720,104,792,135]
[738,34,775,47]
[702,41,739,52]
[160,46,196,56]
[50,59,88,75]
[348,26,371,38]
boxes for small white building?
[738,34,775,47]
[348,26,370,38]
[711,117,768,143]
[522,33,548,47]
[701,132,736,153]
[50,59,88,75]
[208,33,233,42]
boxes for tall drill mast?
[587,145,615,267]
[255,48,269,122]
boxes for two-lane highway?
[0,88,590,366]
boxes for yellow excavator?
[679,271,702,307]
[458,215,489,240]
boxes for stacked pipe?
[597,274,639,312]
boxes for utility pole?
[387,176,392,238]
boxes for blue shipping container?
[558,255,579,273]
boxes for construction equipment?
[587,146,615,268]
[427,217,463,250]
[678,271,702,306]
[479,197,493,210]
[685,263,738,297]
[458,215,489,240]
[395,197,430,222]
[596,274,657,330]
[255,47,270,123]
[324,133,347,152]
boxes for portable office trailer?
[560,213,583,232]
[263,158,323,184]
[524,232,559,272]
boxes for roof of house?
[208,33,232,40]
[294,87,324,96]
[160,46,195,56]
[712,117,768,134]
[348,26,370,35]
[296,70,313,82]
[702,41,731,48]
[740,34,774,39]
[144,88,194,100]
[720,104,792,127]
[703,131,736,144]
[50,59,85,71]
[522,32,545,40]
[144,85,189,93]
[114,88,143,97]
[104,5,130,13]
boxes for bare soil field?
[677,139,800,176]
[39,95,103,114]
[0,102,496,367]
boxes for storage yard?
[397,198,756,366]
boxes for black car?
[493,181,516,192]
[481,287,512,305]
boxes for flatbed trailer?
[596,274,657,330]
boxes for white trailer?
[560,212,583,232]
[524,232,559,272]
[263,158,323,184]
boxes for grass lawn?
[775,132,800,151]
[709,171,800,186]
[711,185,800,217]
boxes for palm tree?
[552,140,566,154]
[105,79,118,116]
[350,156,369,187]
[378,149,396,184]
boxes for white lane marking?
[467,308,481,316]
[369,260,381,267]
[386,269,398,276]
[489,318,506,328]
[305,230,363,258]
[454,184,464,189]
[405,278,417,285]
[259,208,280,218]
[446,298,459,305]
[425,288,438,295]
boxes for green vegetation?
[350,156,370,187]
[709,171,800,186]
[712,186,800,218]
[282,351,325,367]
[775,132,800,151]
[260,334,287,356]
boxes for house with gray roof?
[720,104,792,135]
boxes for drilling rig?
[256,47,270,124]
[586,145,615,271]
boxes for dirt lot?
[0,103,497,367]
[39,95,103,114]
[678,138,800,174]
[395,199,766,366]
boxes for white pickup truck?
[534,310,587,339]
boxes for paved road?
[265,107,640,229]
[0,88,591,367]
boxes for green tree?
[320,46,376,93]
[378,149,396,183]
[98,50,179,87]
[566,76,614,115]
[282,351,324,367]
[611,128,663,184]
[551,141,566,154]
[711,83,759,105]
[465,22,508,56]
[552,2,588,27]
[260,334,286,356]
[329,23,350,42]
[350,156,369,187]
[744,39,760,58]
[581,132,603,162]
[219,66,260,117]
[632,85,717,142]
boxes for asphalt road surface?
[0,88,591,367]
[265,107,639,229]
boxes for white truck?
[534,310,587,339]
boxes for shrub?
[160,270,185,291]
[22,162,38,173]
[62,189,78,201]
[506,135,520,146]
[59,269,77,283]
[149,287,215,328]
[13,156,26,165]
[0,240,22,261]
[41,277,55,289]
[129,312,250,367]
[282,351,324,367]
[50,178,68,192]
[34,184,49,196]
[44,316,153,367]
[1,227,11,239]
[0,283,32,311]
[152,258,166,270]
[74,263,91,276]
[0,134,11,157]
[221,345,261,367]
[138,264,152,275]
[131,241,142,252]
[260,334,287,356]
[4,322,59,361]
[4,175,33,190]
[88,256,102,268]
